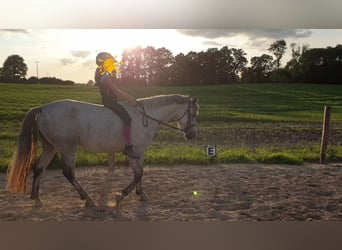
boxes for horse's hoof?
[138,193,149,202]
[33,199,43,208]
[84,199,97,208]
[115,192,124,204]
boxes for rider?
[95,52,139,159]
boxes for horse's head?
[177,96,199,140]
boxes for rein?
[137,101,195,133]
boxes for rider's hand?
[129,98,139,107]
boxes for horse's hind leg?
[31,137,56,207]
[60,152,96,208]
[98,153,116,207]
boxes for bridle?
[138,99,197,133]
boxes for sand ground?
[0,163,341,221]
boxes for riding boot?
[123,144,139,159]
[122,126,139,158]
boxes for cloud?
[0,29,30,34]
[247,29,312,39]
[61,58,76,66]
[71,50,92,58]
[247,38,270,48]
[177,29,312,40]
[179,29,313,52]
[61,51,93,67]
[83,58,94,68]
[178,30,236,39]
[202,40,223,47]
[0,29,31,38]
[202,40,239,49]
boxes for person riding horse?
[94,52,139,159]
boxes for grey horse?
[7,94,199,208]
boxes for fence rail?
[152,105,342,163]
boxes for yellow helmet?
[96,52,121,76]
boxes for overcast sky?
[1,1,341,83]
[0,29,341,83]
[1,0,342,28]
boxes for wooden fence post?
[320,106,331,164]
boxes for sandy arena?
[0,164,341,221]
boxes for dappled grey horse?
[7,94,199,207]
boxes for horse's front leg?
[135,156,148,201]
[135,179,148,201]
[115,157,144,204]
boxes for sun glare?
[41,29,189,83]
[63,29,185,60]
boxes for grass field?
[1,82,342,171]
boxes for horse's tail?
[7,106,42,194]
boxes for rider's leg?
[105,102,139,159]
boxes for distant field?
[1,83,342,170]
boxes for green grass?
[1,82,342,171]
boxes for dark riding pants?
[103,100,132,126]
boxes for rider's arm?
[102,74,139,107]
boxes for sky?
[0,29,341,83]
[1,1,342,83]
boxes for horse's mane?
[137,94,190,109]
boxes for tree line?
[118,41,342,85]
[1,40,341,85]
[0,55,75,85]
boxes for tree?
[121,46,145,85]
[299,44,342,84]
[87,80,95,85]
[39,77,74,85]
[155,47,175,85]
[268,40,287,69]
[216,46,235,83]
[197,49,218,84]
[169,53,199,85]
[242,54,273,83]
[142,46,174,85]
[251,54,273,74]
[285,43,310,82]
[1,55,28,82]
[182,51,202,85]
[231,48,248,81]
[26,76,38,84]
[121,46,175,85]
[195,47,236,84]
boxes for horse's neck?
[148,102,185,122]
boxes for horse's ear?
[192,96,199,103]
